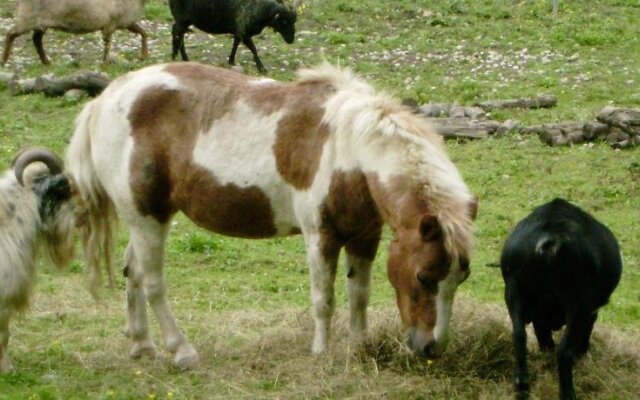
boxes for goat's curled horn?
[12,147,64,186]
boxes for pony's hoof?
[130,341,157,359]
[173,345,198,370]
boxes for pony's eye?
[416,272,439,292]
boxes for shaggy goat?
[169,0,298,73]
[2,0,148,66]
[500,198,622,400]
[0,148,83,373]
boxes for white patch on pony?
[433,259,464,352]
[250,78,276,86]
[192,101,297,235]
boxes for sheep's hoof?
[130,340,157,359]
[172,344,199,371]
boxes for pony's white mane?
[297,63,475,259]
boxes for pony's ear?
[419,215,442,242]
[469,195,479,221]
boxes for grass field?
[0,0,639,398]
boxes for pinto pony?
[66,62,477,369]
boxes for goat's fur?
[0,151,82,373]
[2,0,148,66]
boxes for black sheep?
[169,0,297,73]
[500,198,622,400]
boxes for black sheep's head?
[272,8,297,44]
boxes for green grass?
[1,0,640,398]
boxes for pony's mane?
[298,63,475,259]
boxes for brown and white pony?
[66,62,477,369]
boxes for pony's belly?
[177,180,298,239]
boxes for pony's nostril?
[423,341,438,359]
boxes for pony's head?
[386,192,478,359]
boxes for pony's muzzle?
[406,328,444,359]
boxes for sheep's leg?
[242,37,266,73]
[228,37,241,65]
[304,231,339,354]
[128,220,198,370]
[557,311,595,400]
[101,30,113,64]
[32,29,50,65]
[171,23,189,61]
[506,285,530,396]
[0,311,13,373]
[532,319,555,351]
[2,27,29,66]
[122,242,157,359]
[345,237,378,346]
[127,23,148,60]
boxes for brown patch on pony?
[127,84,277,237]
[319,170,383,260]
[272,82,336,190]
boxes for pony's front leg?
[345,252,373,344]
[0,311,13,373]
[345,235,379,345]
[304,232,339,354]
[129,222,198,370]
[122,242,156,359]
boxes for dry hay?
[17,282,640,399]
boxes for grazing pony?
[66,62,477,369]
[500,198,622,400]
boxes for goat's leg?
[101,30,113,64]
[0,311,13,373]
[171,23,189,61]
[345,236,379,347]
[304,231,339,354]
[128,220,198,370]
[127,23,148,60]
[242,37,266,73]
[122,242,157,359]
[31,29,50,65]
[2,26,30,66]
[228,37,241,66]
[506,285,530,397]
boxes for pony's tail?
[66,100,116,298]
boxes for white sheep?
[1,0,149,66]
[0,148,84,373]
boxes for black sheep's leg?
[171,23,189,61]
[557,311,595,400]
[242,37,266,73]
[533,319,555,351]
[32,29,50,65]
[506,285,530,397]
[228,37,240,65]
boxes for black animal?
[500,198,622,400]
[169,0,297,73]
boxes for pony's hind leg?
[128,219,198,370]
[304,232,339,354]
[122,242,156,359]
[0,310,13,373]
